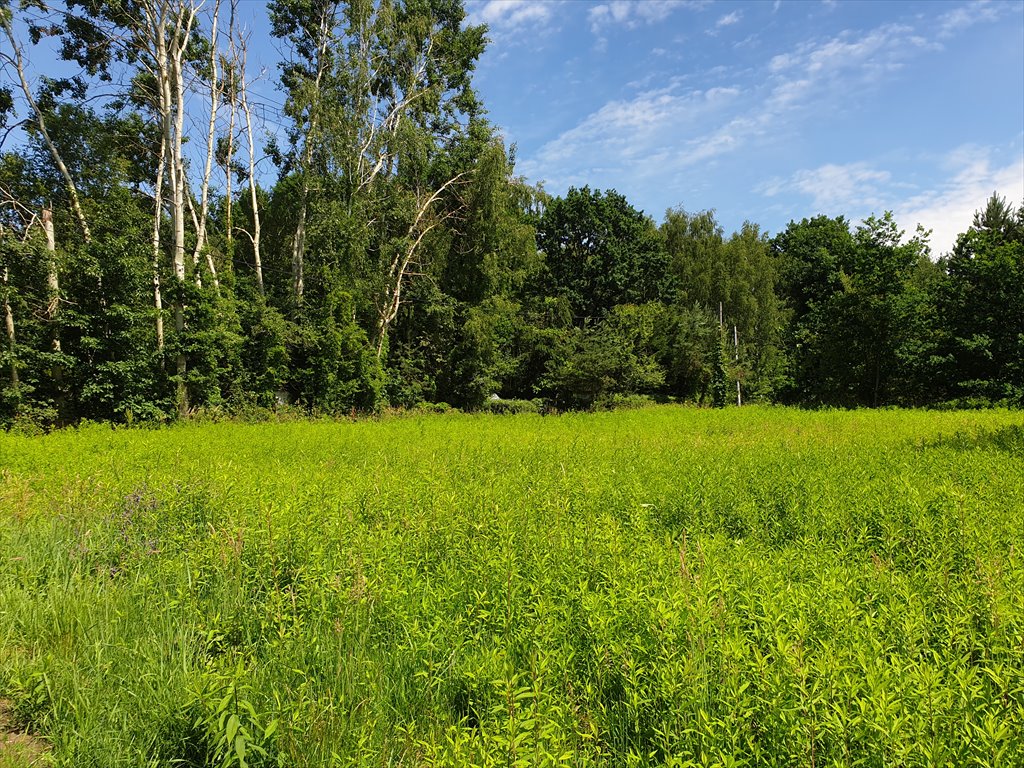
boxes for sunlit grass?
[1,406,1022,766]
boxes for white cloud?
[768,24,935,83]
[759,163,892,210]
[896,146,1024,255]
[467,0,553,29]
[768,52,795,72]
[753,22,944,133]
[636,0,709,22]
[519,82,742,191]
[755,146,1024,255]
[515,11,1017,229]
[588,0,707,35]
[716,10,743,28]
[520,20,938,200]
[937,0,1002,39]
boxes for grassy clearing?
[0,406,1022,766]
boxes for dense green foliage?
[1,407,1023,765]
[0,1,1021,429]
[2,3,1021,766]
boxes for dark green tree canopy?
[0,1,1020,426]
[536,186,668,323]
[939,193,1024,405]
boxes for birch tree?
[270,0,342,304]
[0,191,37,397]
[270,0,485,353]
[151,143,165,351]
[219,0,239,256]
[0,8,91,244]
[1,260,14,389]
[192,0,222,291]
[41,207,59,352]
[0,210,20,391]
[58,0,212,413]
[235,23,264,294]
[147,0,197,413]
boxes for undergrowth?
[0,406,1022,766]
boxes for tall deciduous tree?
[0,8,91,243]
[270,0,487,405]
[537,186,668,322]
[772,212,929,406]
[938,193,1024,405]
[662,208,783,400]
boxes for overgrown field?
[1,407,1022,767]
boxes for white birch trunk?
[147,0,196,416]
[290,10,333,305]
[291,197,306,303]
[172,29,189,416]
[224,0,238,253]
[41,207,64,419]
[734,324,741,406]
[2,264,16,390]
[41,208,60,354]
[152,145,166,353]
[240,69,264,295]
[173,45,191,287]
[193,0,221,292]
[374,174,464,359]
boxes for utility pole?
[734,324,741,406]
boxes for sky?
[5,0,1022,256]
[463,0,1024,255]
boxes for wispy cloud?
[896,145,1024,255]
[524,18,943,196]
[937,0,1003,39]
[519,82,741,192]
[758,163,893,210]
[715,10,743,28]
[514,5,1018,233]
[766,23,936,85]
[706,9,743,37]
[466,0,554,30]
[588,0,707,35]
[755,146,1024,255]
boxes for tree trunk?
[374,175,464,359]
[224,0,238,255]
[234,26,263,295]
[734,324,741,406]
[42,207,65,420]
[290,9,333,306]
[240,76,264,295]
[193,0,221,293]
[174,59,193,289]
[152,1,196,417]
[152,145,166,354]
[2,265,16,390]
[291,197,306,303]
[42,209,60,354]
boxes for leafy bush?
[481,397,542,415]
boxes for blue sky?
[5,0,1021,256]
[464,0,1024,254]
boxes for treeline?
[0,0,1021,428]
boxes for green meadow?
[1,407,1022,767]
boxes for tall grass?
[1,406,1022,766]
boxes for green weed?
[0,406,1022,766]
